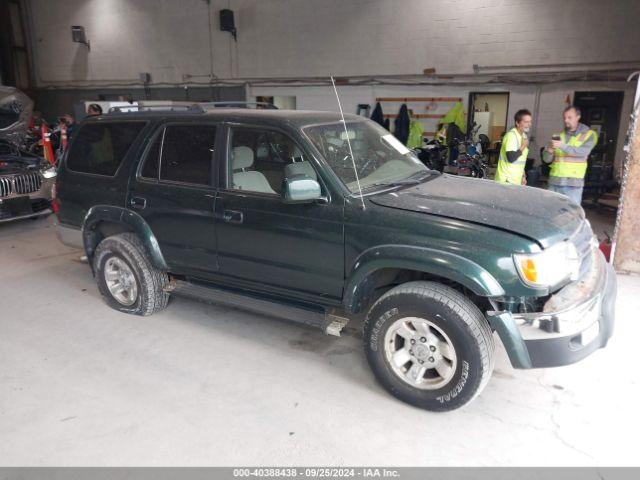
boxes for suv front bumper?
[488,249,616,369]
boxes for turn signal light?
[520,258,537,283]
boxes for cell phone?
[552,135,561,141]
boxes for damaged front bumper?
[487,249,616,369]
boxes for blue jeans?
[548,184,584,205]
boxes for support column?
[613,97,640,273]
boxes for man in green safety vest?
[542,105,598,205]
[495,109,532,185]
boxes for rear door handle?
[129,196,146,209]
[223,209,243,224]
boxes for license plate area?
[0,196,33,218]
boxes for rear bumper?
[488,249,616,369]
[54,216,84,249]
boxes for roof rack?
[106,101,278,115]
[200,101,278,110]
[108,103,204,114]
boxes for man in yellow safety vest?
[495,109,532,185]
[542,105,598,205]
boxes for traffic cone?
[60,123,68,152]
[41,123,55,164]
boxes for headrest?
[232,146,254,170]
[256,145,269,159]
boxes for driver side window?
[228,127,316,195]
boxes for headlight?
[513,241,578,288]
[41,166,57,179]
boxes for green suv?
[55,104,616,411]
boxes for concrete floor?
[1,216,639,466]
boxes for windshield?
[303,120,428,192]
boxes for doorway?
[255,95,297,109]
[573,91,624,243]
[467,92,510,144]
[573,91,624,171]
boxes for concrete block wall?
[26,0,640,84]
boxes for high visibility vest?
[495,128,527,184]
[407,120,424,149]
[550,130,597,179]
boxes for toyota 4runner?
[54,104,616,411]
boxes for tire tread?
[363,281,495,410]
[94,232,169,316]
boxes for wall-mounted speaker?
[219,9,237,40]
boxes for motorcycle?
[420,122,488,178]
[448,123,488,178]
[415,138,448,172]
[445,150,488,178]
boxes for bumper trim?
[486,311,533,369]
[0,208,52,223]
[54,218,84,249]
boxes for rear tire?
[363,281,494,411]
[93,233,169,316]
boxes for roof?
[92,107,365,129]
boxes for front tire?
[93,233,169,316]
[363,281,494,411]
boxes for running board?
[165,279,349,336]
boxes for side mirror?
[283,174,322,203]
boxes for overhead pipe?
[36,69,639,90]
[473,60,640,74]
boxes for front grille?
[0,176,12,198]
[14,172,43,195]
[0,172,43,198]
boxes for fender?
[82,205,168,271]
[344,244,505,313]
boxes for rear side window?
[66,122,146,176]
[159,125,216,185]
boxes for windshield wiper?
[378,170,433,187]
[379,179,422,186]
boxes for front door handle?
[222,209,243,224]
[130,196,146,209]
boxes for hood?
[0,144,46,175]
[369,174,584,248]
[0,87,33,145]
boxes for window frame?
[136,125,165,183]
[223,123,325,199]
[136,121,220,189]
[65,120,149,178]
